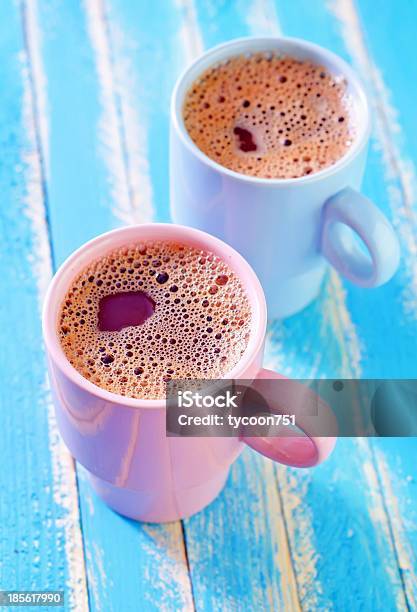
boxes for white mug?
[170,37,400,318]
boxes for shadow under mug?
[170,36,400,319]
[42,224,336,523]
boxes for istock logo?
[177,390,239,409]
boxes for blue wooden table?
[1,1,417,610]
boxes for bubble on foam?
[58,241,252,400]
[183,53,357,179]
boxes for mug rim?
[171,35,371,186]
[42,223,267,409]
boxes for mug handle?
[241,368,337,468]
[321,187,400,287]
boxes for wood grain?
[0,1,88,610]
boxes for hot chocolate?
[58,241,252,400]
[183,52,356,179]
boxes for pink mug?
[42,224,336,522]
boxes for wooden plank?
[184,451,300,611]
[181,0,415,609]
[340,0,417,606]
[0,2,88,610]
[27,1,193,609]
[103,0,193,223]
[270,0,417,609]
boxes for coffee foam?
[58,241,252,400]
[183,53,356,179]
